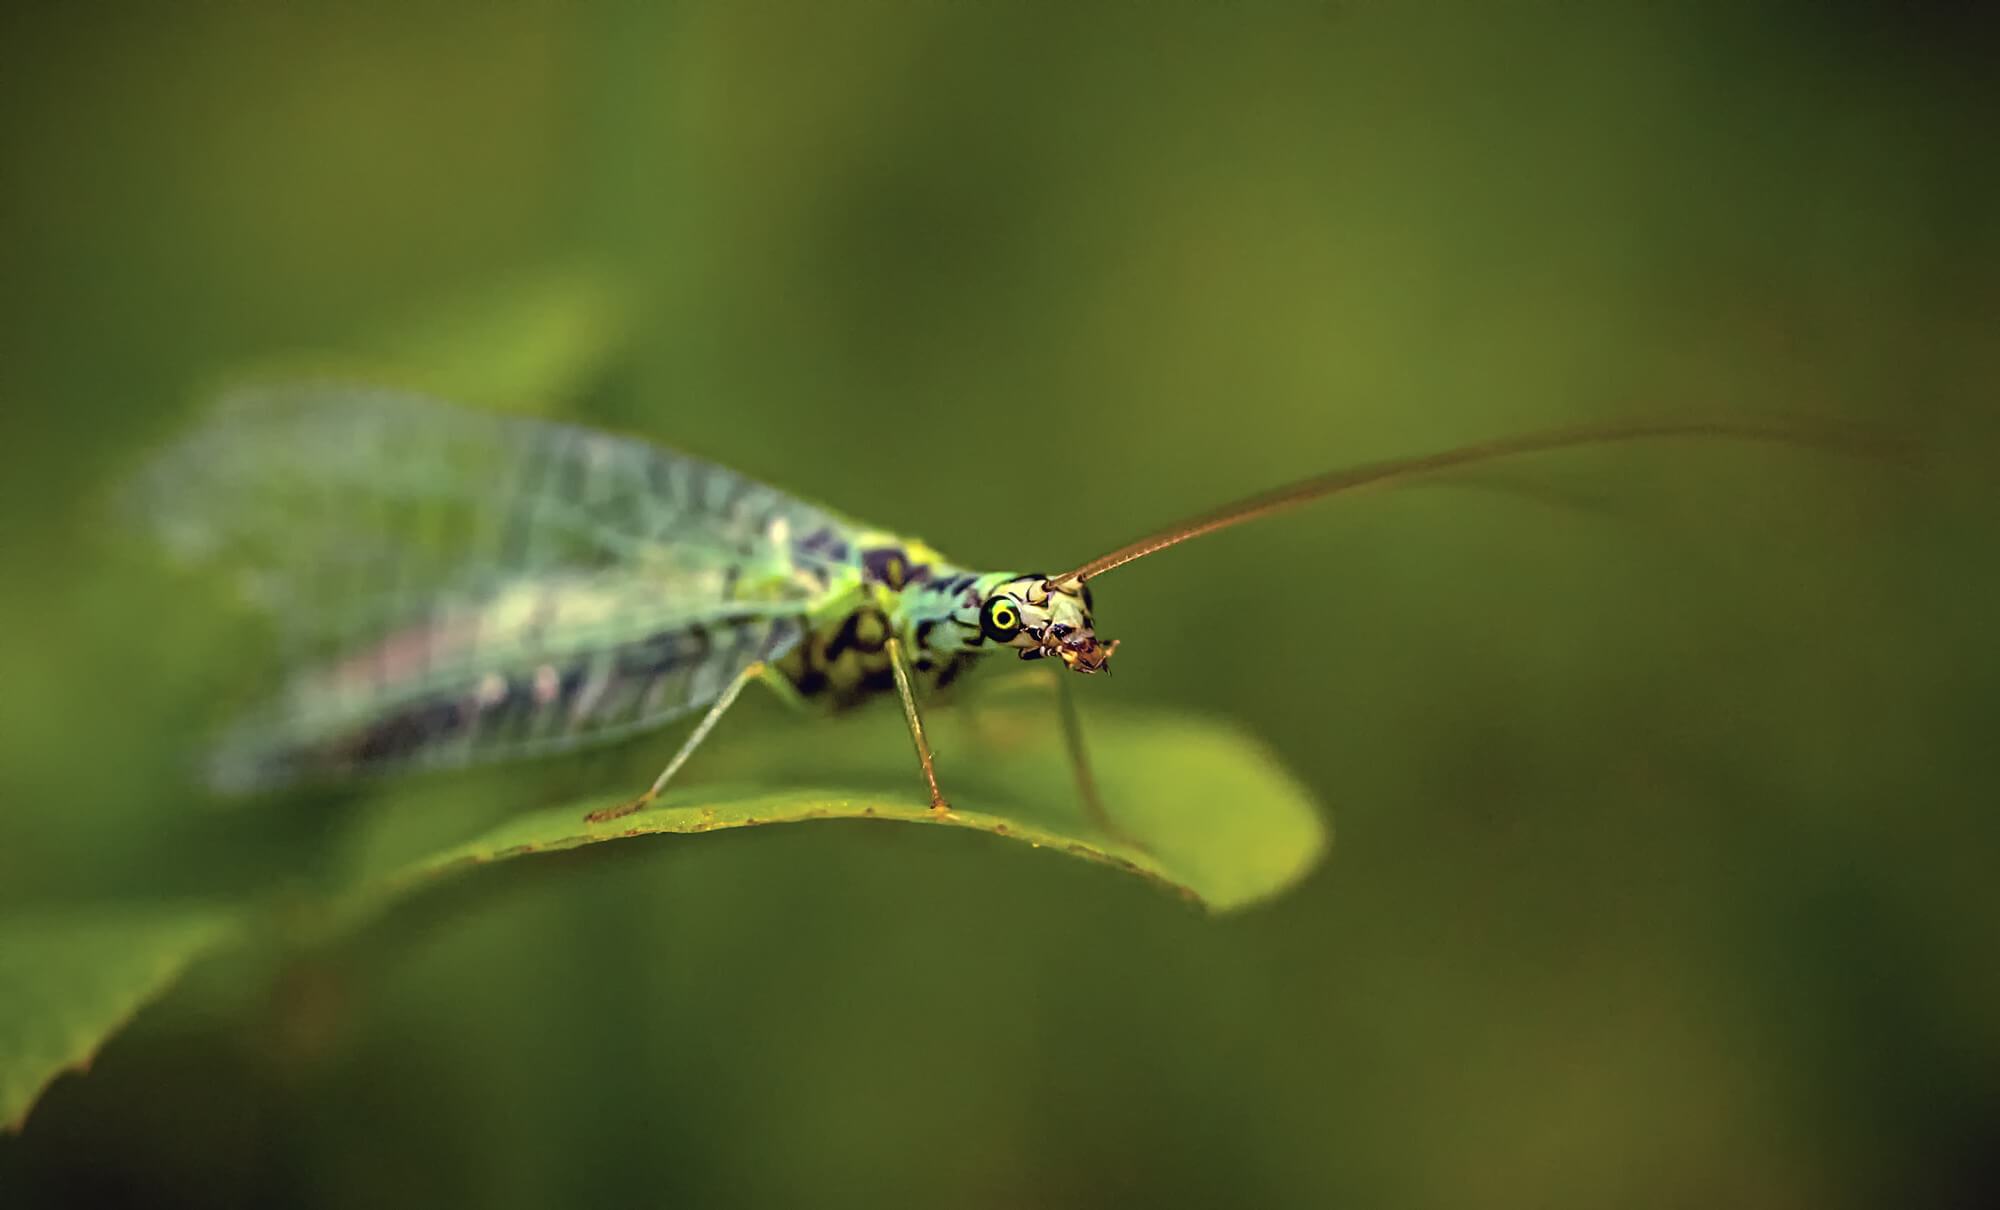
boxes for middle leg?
[885,634,950,816]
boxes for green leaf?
[0,905,240,1130]
[0,697,1323,1130]
[351,698,1329,918]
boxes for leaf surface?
[360,699,1329,916]
[0,905,239,1129]
[2,699,1326,1130]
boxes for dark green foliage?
[3,3,1995,1207]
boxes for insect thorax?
[767,603,971,711]
[769,548,1000,711]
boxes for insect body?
[128,384,1119,821]
[128,382,1870,828]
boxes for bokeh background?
[4,3,1997,1207]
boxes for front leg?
[885,634,952,817]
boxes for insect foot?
[585,796,649,825]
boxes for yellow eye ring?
[980,597,1024,642]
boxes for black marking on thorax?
[861,545,931,591]
[772,604,975,712]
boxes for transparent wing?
[128,381,858,654]
[206,603,811,794]
[124,382,858,791]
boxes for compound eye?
[980,596,1024,642]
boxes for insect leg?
[885,634,950,815]
[584,661,765,824]
[1055,673,1145,852]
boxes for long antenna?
[1055,417,1891,585]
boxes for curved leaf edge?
[2,908,241,1133]
[358,787,1205,920]
[4,713,1327,1129]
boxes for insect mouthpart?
[1049,631,1118,674]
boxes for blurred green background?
[3,3,1997,1207]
